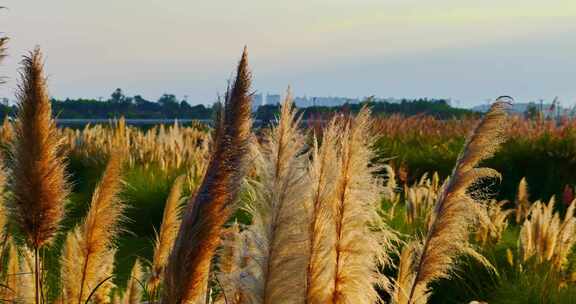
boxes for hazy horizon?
[1,0,575,108]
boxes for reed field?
[2,45,576,304]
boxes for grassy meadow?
[2,47,576,304]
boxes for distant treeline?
[257,98,476,122]
[0,89,476,120]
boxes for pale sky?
[1,0,576,108]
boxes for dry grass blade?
[403,100,509,304]
[148,175,185,295]
[61,153,124,304]
[162,47,252,304]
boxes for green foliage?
[63,157,186,290]
[374,127,576,201]
[488,130,576,202]
[487,268,576,304]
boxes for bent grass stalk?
[403,100,509,304]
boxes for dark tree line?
[0,89,476,120]
[50,89,213,119]
[256,98,476,123]
[0,89,213,119]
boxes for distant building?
[256,92,406,108]
[294,96,310,107]
[251,93,263,112]
[266,94,281,105]
[318,96,360,107]
[471,102,575,118]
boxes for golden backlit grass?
[1,47,575,304]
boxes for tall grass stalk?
[242,93,310,303]
[11,48,71,304]
[402,100,509,304]
[305,119,340,304]
[162,47,252,304]
[330,108,397,303]
[61,153,124,303]
[123,259,143,304]
[148,175,185,300]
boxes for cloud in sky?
[1,0,575,107]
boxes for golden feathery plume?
[162,47,252,304]
[0,36,7,85]
[123,259,143,304]
[11,48,71,304]
[241,91,310,303]
[11,47,71,249]
[383,164,398,203]
[515,177,530,223]
[0,117,14,146]
[148,175,185,296]
[305,118,341,304]
[331,107,397,304]
[61,153,124,304]
[403,100,509,304]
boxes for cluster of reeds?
[371,114,472,142]
[519,196,576,272]
[475,200,512,247]
[0,116,210,179]
[371,111,576,144]
[386,169,513,250]
[403,173,441,229]
[0,45,534,304]
[57,119,211,173]
[209,94,399,304]
[0,47,252,304]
